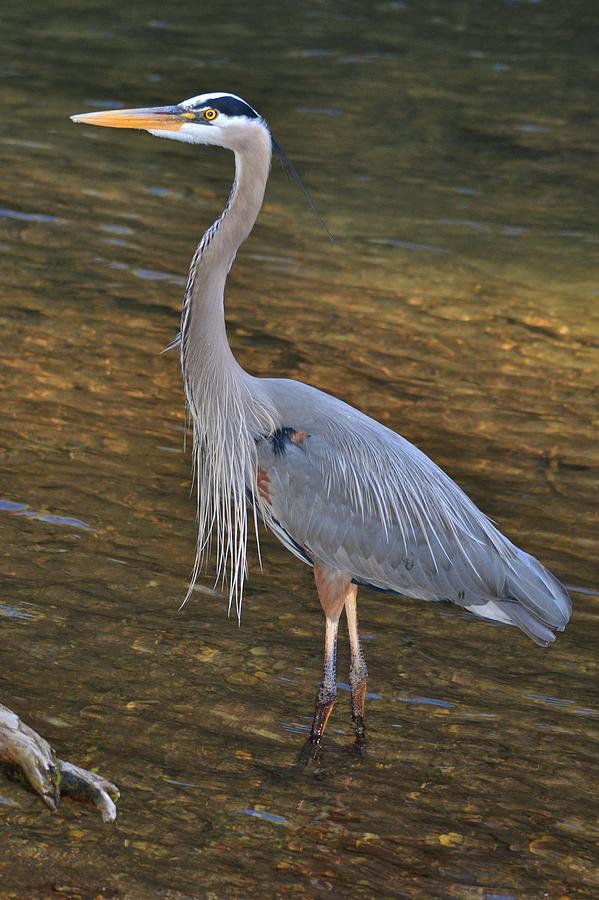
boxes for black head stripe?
[209,96,259,119]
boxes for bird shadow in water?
[249,732,368,798]
[294,732,367,770]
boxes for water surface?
[1,1,598,896]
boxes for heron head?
[71,92,267,152]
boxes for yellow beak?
[70,105,190,132]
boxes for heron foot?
[351,730,367,759]
[350,677,368,738]
[310,695,336,744]
[0,704,119,822]
[295,735,325,767]
[353,712,366,739]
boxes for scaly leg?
[345,586,368,738]
[311,564,353,744]
[0,703,119,822]
[311,614,340,743]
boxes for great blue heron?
[68,92,571,748]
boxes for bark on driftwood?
[0,703,119,821]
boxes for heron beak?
[70,105,190,132]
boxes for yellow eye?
[203,108,218,121]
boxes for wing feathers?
[254,381,571,644]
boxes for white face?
[71,92,269,153]
[148,92,266,150]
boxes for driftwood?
[0,703,119,822]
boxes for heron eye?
[203,108,218,121]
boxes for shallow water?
[1,1,598,896]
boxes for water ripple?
[397,695,454,708]
[0,207,64,224]
[239,808,288,825]
[0,497,92,531]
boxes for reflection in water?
[1,0,598,895]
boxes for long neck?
[181,127,272,394]
[180,125,277,616]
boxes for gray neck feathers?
[180,123,278,615]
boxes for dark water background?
[1,0,598,896]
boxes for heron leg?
[345,586,368,738]
[311,564,350,744]
[311,615,339,743]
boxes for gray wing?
[254,379,571,646]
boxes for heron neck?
[181,128,272,387]
[179,127,277,613]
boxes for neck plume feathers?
[179,123,278,616]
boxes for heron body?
[72,93,571,744]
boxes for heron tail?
[465,545,572,646]
[500,546,571,645]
